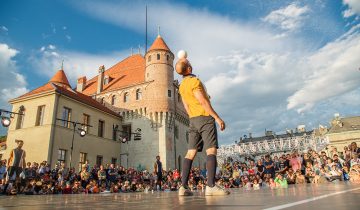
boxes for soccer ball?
[177,50,187,59]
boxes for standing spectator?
[107,164,117,187]
[4,140,26,193]
[256,159,264,178]
[264,155,275,178]
[97,165,106,186]
[80,165,90,190]
[273,156,280,172]
[289,152,301,173]
[154,156,163,191]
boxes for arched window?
[100,98,104,104]
[167,54,169,61]
[136,89,142,100]
[157,54,160,60]
[111,95,117,105]
[148,55,151,62]
[124,92,129,103]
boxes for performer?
[176,53,230,196]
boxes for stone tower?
[144,35,178,169]
[145,35,175,112]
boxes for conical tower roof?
[49,69,70,87]
[148,35,171,52]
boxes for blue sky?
[1,0,360,144]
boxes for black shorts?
[188,116,219,152]
[8,166,23,179]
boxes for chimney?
[97,65,105,94]
[76,76,87,92]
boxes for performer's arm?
[194,90,225,131]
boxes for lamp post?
[0,109,24,127]
[56,118,92,169]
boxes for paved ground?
[0,183,359,209]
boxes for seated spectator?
[326,165,342,182]
[295,171,305,184]
[286,168,296,184]
[274,174,288,188]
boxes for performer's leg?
[206,147,217,187]
[182,149,196,187]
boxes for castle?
[4,35,205,171]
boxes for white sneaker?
[205,185,230,196]
[178,186,193,196]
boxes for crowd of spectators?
[0,142,359,195]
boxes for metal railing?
[217,135,329,163]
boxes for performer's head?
[15,139,24,148]
[156,155,160,161]
[175,58,192,76]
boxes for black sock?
[207,154,217,187]
[181,158,193,187]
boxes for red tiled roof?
[81,54,146,95]
[53,84,120,117]
[10,71,120,118]
[148,35,171,52]
[49,70,70,87]
[14,82,55,100]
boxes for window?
[168,90,172,98]
[104,76,109,85]
[82,114,90,132]
[16,106,25,129]
[157,54,160,60]
[98,120,105,137]
[123,92,129,103]
[148,55,151,62]
[62,107,72,128]
[35,105,45,126]
[112,125,118,141]
[100,98,104,105]
[79,152,87,171]
[111,95,117,105]
[136,89,142,100]
[186,131,189,143]
[167,54,170,61]
[96,155,103,166]
[111,158,117,165]
[58,149,66,164]
[122,124,131,141]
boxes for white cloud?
[29,45,128,85]
[1,26,8,32]
[65,35,72,41]
[262,2,310,32]
[343,0,360,17]
[48,44,56,50]
[0,43,29,107]
[287,25,360,112]
[39,0,358,144]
